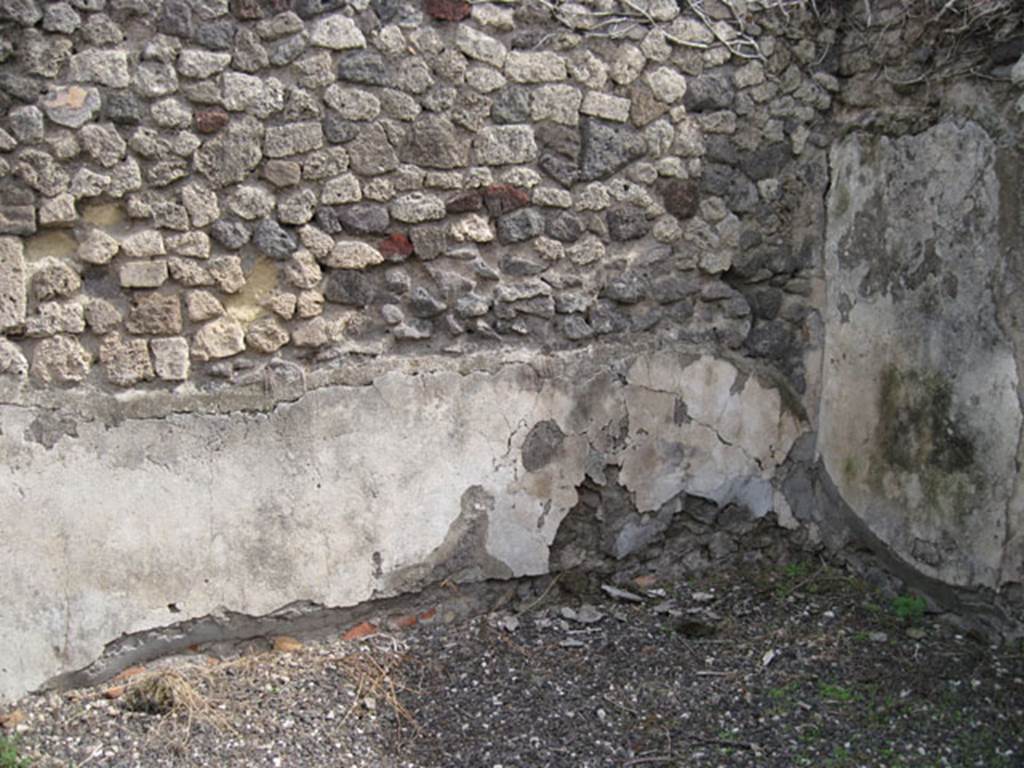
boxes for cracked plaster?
[0,346,804,702]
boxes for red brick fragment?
[342,621,378,641]
[424,0,470,21]
[379,233,414,260]
[390,613,419,630]
[483,184,530,217]
[195,108,229,134]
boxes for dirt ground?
[3,558,1023,768]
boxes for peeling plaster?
[0,345,805,703]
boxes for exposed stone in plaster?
[0,346,805,703]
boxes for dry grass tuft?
[337,637,421,733]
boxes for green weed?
[0,735,30,768]
[891,594,927,624]
[820,683,857,703]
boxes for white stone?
[227,185,276,220]
[323,241,384,270]
[151,337,190,381]
[456,25,507,66]
[609,45,645,85]
[192,316,245,360]
[474,126,538,166]
[321,173,362,205]
[167,231,210,259]
[121,230,165,259]
[182,182,219,228]
[531,84,582,126]
[580,91,631,123]
[450,214,494,243]
[77,230,119,265]
[310,14,366,50]
[465,66,506,94]
[646,67,687,103]
[390,192,445,223]
[150,99,192,129]
[68,49,130,87]
[38,194,76,226]
[119,260,168,288]
[177,49,231,79]
[733,61,765,88]
[505,51,567,83]
[323,85,380,121]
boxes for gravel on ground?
[3,558,1023,768]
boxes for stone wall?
[1,0,1023,703]
[0,0,830,389]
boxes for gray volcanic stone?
[546,210,584,243]
[196,20,234,50]
[740,142,791,182]
[327,113,364,145]
[41,86,102,128]
[496,208,544,244]
[651,274,700,303]
[491,86,530,124]
[103,91,144,125]
[602,272,646,304]
[410,225,446,260]
[0,0,42,26]
[232,28,269,73]
[337,203,389,235]
[337,50,387,85]
[157,0,194,38]
[79,123,126,168]
[409,286,446,318]
[264,121,323,158]
[580,119,647,181]
[195,117,263,187]
[43,3,80,34]
[9,106,43,143]
[399,115,468,170]
[347,123,398,175]
[606,204,650,241]
[252,219,298,259]
[323,270,372,306]
[701,162,758,213]
[683,72,734,112]
[0,206,36,235]
[210,219,251,250]
[314,206,343,234]
[293,0,345,15]
[269,34,307,66]
[323,112,359,144]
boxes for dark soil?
[4,559,1023,768]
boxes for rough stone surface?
[323,240,384,269]
[195,117,264,187]
[0,236,26,331]
[192,315,245,360]
[474,126,538,166]
[29,334,91,384]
